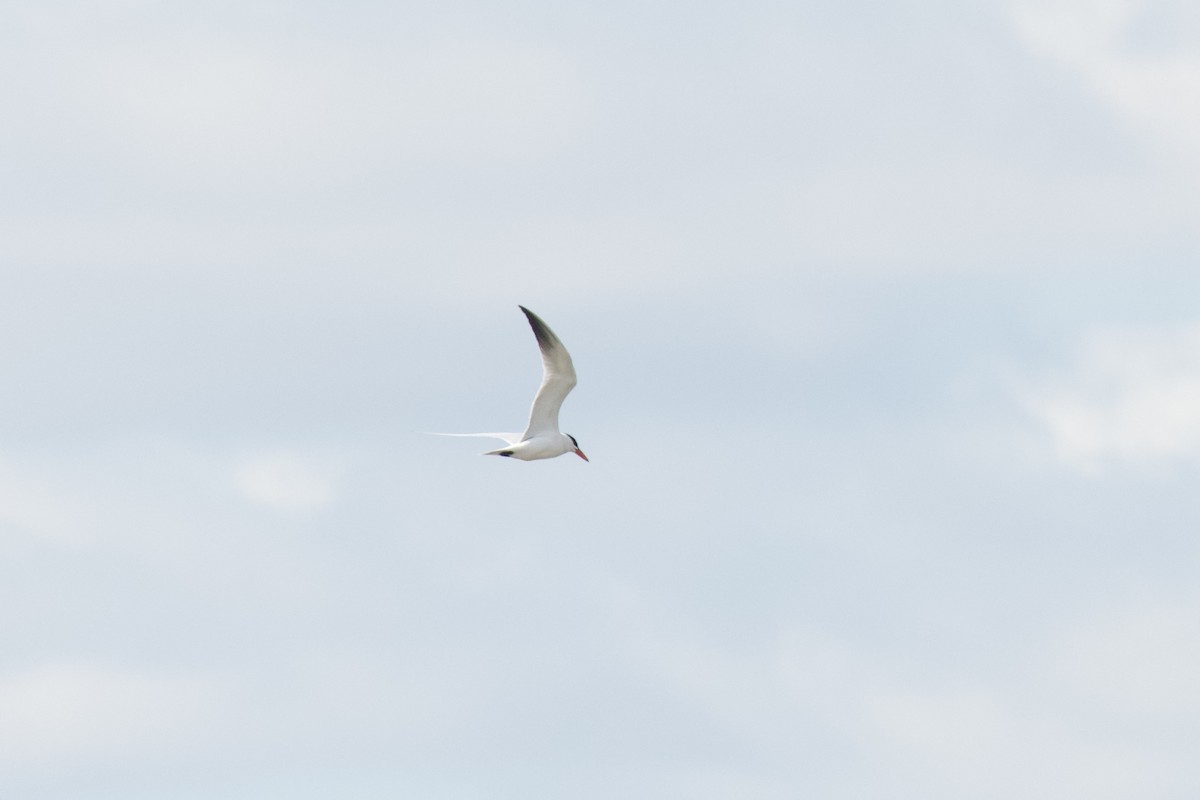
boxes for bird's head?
[566,433,588,462]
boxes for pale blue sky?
[3,1,1200,798]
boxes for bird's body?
[435,306,588,462]
[482,433,582,461]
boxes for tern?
[437,306,589,462]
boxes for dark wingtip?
[518,305,558,350]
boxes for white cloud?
[862,684,1179,800]
[866,688,1011,769]
[0,460,94,546]
[1054,598,1200,716]
[93,36,586,179]
[235,452,340,513]
[772,159,1166,271]
[0,8,589,191]
[1012,0,1200,163]
[0,8,558,209]
[1017,322,1200,471]
[0,664,212,762]
[621,604,1185,799]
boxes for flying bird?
[437,306,588,462]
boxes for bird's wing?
[427,432,524,445]
[518,306,577,440]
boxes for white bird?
[437,306,589,462]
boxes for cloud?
[1016,322,1200,471]
[0,460,94,546]
[866,688,1011,767]
[0,664,212,762]
[862,683,1179,800]
[1012,0,1200,164]
[0,8,589,192]
[94,36,586,179]
[1054,598,1200,716]
[235,452,340,513]
[614,599,1185,799]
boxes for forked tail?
[426,432,523,445]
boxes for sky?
[3,0,1200,797]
